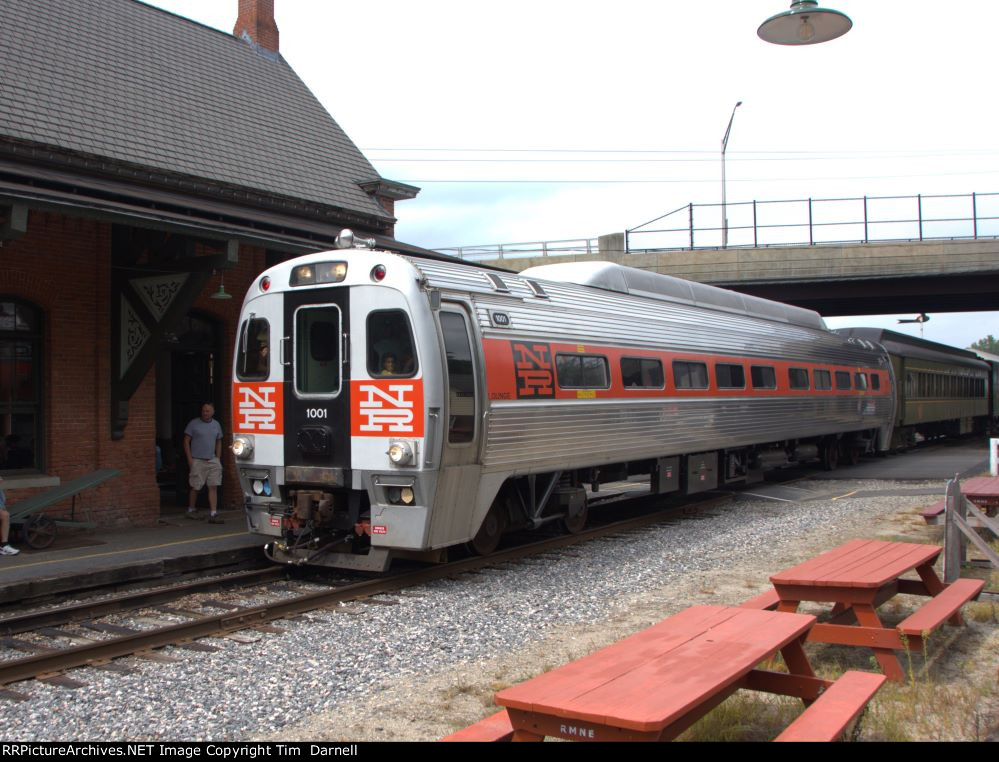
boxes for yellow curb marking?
[9,532,249,570]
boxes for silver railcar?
[231,237,893,571]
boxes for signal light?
[371,265,386,282]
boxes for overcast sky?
[145,0,999,349]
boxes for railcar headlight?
[232,435,254,459]
[387,440,414,465]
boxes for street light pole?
[721,100,742,249]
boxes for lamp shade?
[758,1,852,45]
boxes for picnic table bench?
[443,605,885,742]
[922,476,999,525]
[3,469,119,548]
[766,539,984,681]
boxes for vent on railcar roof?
[525,279,549,299]
[484,273,510,293]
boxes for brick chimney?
[234,0,279,53]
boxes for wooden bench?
[489,605,853,742]
[770,539,983,681]
[740,588,780,610]
[921,500,945,525]
[774,671,886,742]
[897,577,985,639]
[439,710,514,742]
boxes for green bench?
[4,469,119,548]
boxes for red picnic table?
[474,605,884,742]
[769,539,985,681]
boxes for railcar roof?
[519,261,827,330]
[835,327,988,369]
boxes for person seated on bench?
[0,480,19,556]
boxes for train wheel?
[470,502,507,556]
[843,444,861,466]
[21,515,57,550]
[822,441,839,471]
[560,499,588,535]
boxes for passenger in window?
[379,353,397,375]
[255,343,269,375]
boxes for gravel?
[6,478,996,741]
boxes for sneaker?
[0,545,19,556]
[185,508,200,520]
[207,514,224,524]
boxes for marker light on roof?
[260,276,271,292]
[371,265,386,282]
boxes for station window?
[814,369,832,390]
[855,372,868,391]
[715,363,746,389]
[295,305,341,396]
[871,373,881,391]
[835,371,852,390]
[0,299,42,473]
[788,368,810,390]
[673,361,709,390]
[556,354,609,389]
[236,317,270,381]
[750,365,777,390]
[621,357,664,389]
[367,310,418,377]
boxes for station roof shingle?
[0,0,394,224]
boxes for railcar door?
[428,304,484,546]
[283,289,351,473]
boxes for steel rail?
[0,567,287,637]
[0,495,729,687]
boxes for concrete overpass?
[455,192,999,316]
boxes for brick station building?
[0,0,419,525]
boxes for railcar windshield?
[367,310,418,377]
[236,317,270,381]
[295,305,341,396]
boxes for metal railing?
[626,191,999,252]
[435,237,599,261]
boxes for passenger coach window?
[855,372,868,391]
[835,371,851,390]
[557,354,609,389]
[673,361,709,390]
[788,368,810,390]
[296,306,341,396]
[750,365,776,390]
[236,317,270,381]
[715,363,746,389]
[367,310,417,377]
[814,370,832,390]
[440,312,476,444]
[621,357,664,389]
[871,374,881,391]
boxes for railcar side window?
[750,365,776,390]
[835,371,851,390]
[871,373,881,391]
[814,370,832,390]
[295,306,341,396]
[621,357,664,389]
[855,372,868,391]
[440,312,476,444]
[788,368,810,390]
[236,317,270,381]
[673,361,709,390]
[556,354,609,389]
[367,310,417,377]
[715,363,746,389]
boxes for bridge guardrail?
[626,191,999,252]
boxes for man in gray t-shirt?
[184,402,224,523]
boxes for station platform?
[0,506,265,606]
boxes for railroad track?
[0,492,730,699]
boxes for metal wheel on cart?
[21,515,57,549]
